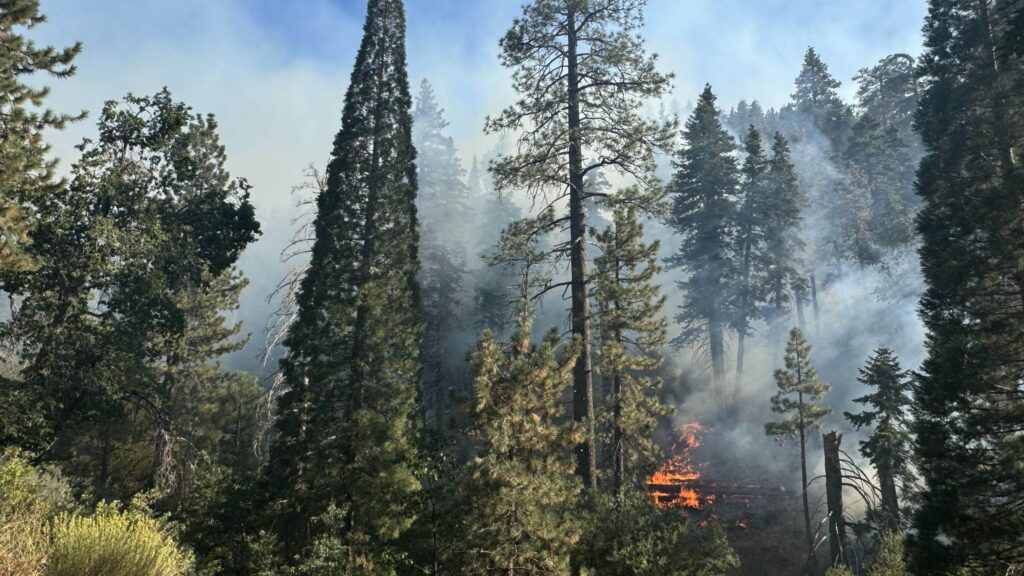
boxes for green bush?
[45,499,193,576]
[0,450,75,576]
[868,533,908,576]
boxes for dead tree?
[823,431,847,568]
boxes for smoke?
[27,0,930,515]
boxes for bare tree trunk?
[824,431,847,568]
[566,3,596,490]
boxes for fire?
[646,422,713,510]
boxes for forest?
[0,0,1022,574]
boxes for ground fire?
[646,422,712,510]
[646,422,788,515]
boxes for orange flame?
[646,422,713,510]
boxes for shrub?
[45,499,193,576]
[0,450,75,576]
[868,533,908,576]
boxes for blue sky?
[31,0,928,367]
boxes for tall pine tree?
[762,133,806,339]
[267,0,423,565]
[731,126,770,392]
[486,0,675,489]
[413,79,471,430]
[911,0,1024,571]
[668,85,739,402]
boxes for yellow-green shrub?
[0,450,74,576]
[45,500,193,576]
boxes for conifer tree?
[790,47,853,149]
[267,0,423,564]
[844,347,913,531]
[853,54,921,153]
[761,133,805,337]
[0,0,84,275]
[911,0,1024,571]
[731,126,769,388]
[592,191,669,495]
[765,328,831,562]
[668,85,739,401]
[786,47,852,316]
[486,0,675,488]
[841,115,915,257]
[454,305,581,575]
[413,79,470,429]
[468,155,520,338]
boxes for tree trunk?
[612,369,625,496]
[810,274,819,330]
[734,225,752,409]
[795,290,807,330]
[566,4,596,490]
[97,420,112,496]
[877,457,900,531]
[824,431,847,568]
[709,315,726,403]
[152,414,174,492]
[798,392,814,566]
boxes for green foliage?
[867,532,908,576]
[825,567,854,576]
[578,492,738,576]
[0,450,75,575]
[413,79,471,428]
[790,47,853,148]
[764,328,831,441]
[0,0,85,275]
[267,0,422,564]
[668,85,739,392]
[845,348,913,530]
[46,499,193,576]
[593,191,670,492]
[910,0,1024,572]
[453,306,581,575]
[761,132,805,330]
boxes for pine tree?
[786,47,853,316]
[790,47,853,149]
[668,85,739,402]
[486,0,675,489]
[761,133,806,337]
[765,328,831,562]
[853,54,921,154]
[910,0,1024,572]
[0,0,84,275]
[841,114,915,257]
[454,305,581,575]
[267,0,423,564]
[843,348,913,531]
[731,126,769,391]
[468,155,520,338]
[592,191,670,495]
[413,79,470,430]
